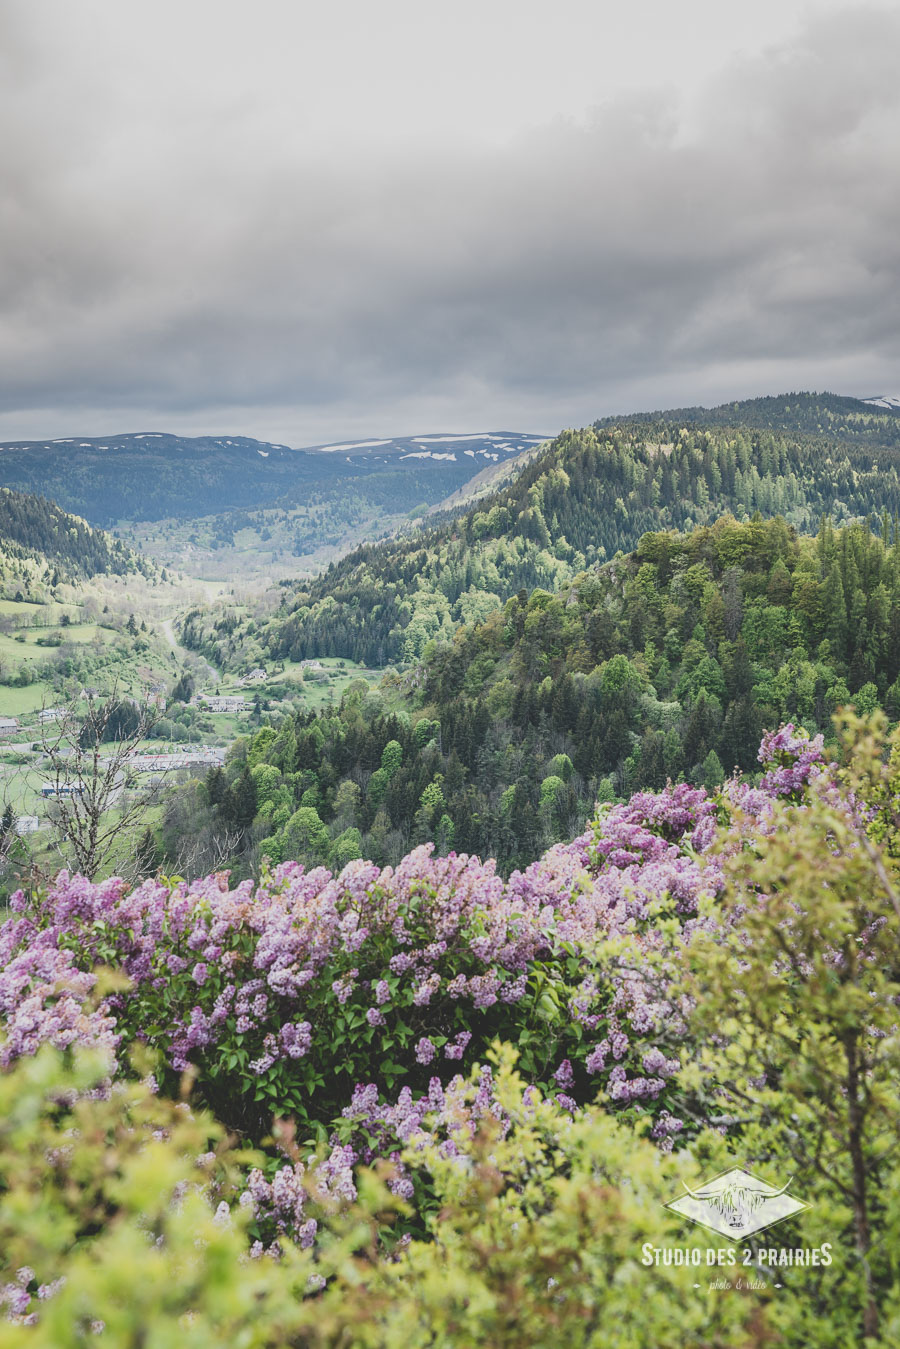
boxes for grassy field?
[181,661,382,740]
[0,598,47,618]
[0,576,182,717]
[0,684,60,716]
[0,621,108,661]
[0,760,45,815]
[293,660,382,709]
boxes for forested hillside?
[164,513,900,877]
[182,395,900,670]
[0,487,151,582]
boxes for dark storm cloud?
[0,4,898,441]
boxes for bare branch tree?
[172,823,245,879]
[40,684,162,880]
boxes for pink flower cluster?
[0,942,118,1069]
[340,1064,507,1179]
[0,1270,72,1329]
[758,723,826,798]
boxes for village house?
[194,694,250,713]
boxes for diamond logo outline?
[666,1166,809,1241]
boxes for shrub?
[0,782,724,1142]
[0,726,829,1151]
[0,1045,765,1348]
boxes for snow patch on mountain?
[400,451,458,461]
[413,434,493,444]
[315,439,393,452]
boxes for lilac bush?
[0,726,828,1162]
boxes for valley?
[4,389,900,895]
[0,494,385,878]
[0,430,547,581]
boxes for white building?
[196,695,250,713]
[127,748,226,774]
[191,693,251,712]
[15,816,40,835]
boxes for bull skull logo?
[667,1167,807,1239]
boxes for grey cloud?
[0,4,899,443]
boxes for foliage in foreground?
[1,1035,899,1347]
[4,716,900,1341]
[683,713,900,1343]
[0,1044,787,1348]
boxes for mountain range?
[0,430,546,528]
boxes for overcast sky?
[1,0,898,445]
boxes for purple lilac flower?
[758,723,826,798]
[444,1031,472,1060]
[553,1059,575,1090]
[279,1021,312,1059]
[585,1041,609,1074]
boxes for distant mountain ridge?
[302,431,546,461]
[0,430,545,527]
